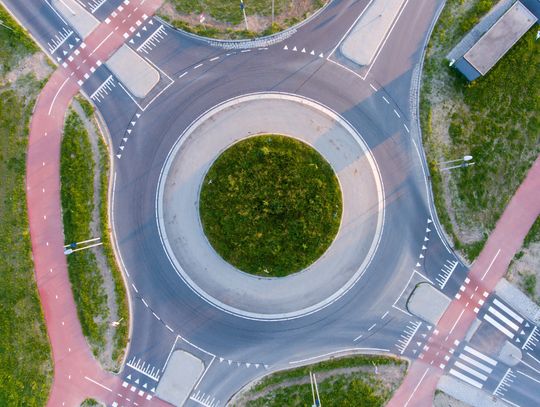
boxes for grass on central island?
[199,135,342,277]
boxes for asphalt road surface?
[7,0,540,406]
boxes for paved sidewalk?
[388,154,540,406]
[25,0,171,405]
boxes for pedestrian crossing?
[481,298,525,340]
[448,345,497,389]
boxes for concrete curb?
[156,0,332,49]
[155,92,385,321]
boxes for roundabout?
[156,93,384,320]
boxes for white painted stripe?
[464,346,497,366]
[484,314,515,338]
[454,361,488,381]
[458,354,493,373]
[493,298,524,323]
[449,369,483,388]
[488,306,519,331]
[517,370,540,385]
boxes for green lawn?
[0,5,52,406]
[199,135,342,277]
[97,136,129,365]
[235,355,405,407]
[421,0,540,261]
[60,110,109,355]
[160,0,324,39]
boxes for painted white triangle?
[412,349,417,354]
[143,383,147,388]
[135,378,139,384]
[264,364,269,369]
[129,39,134,44]
[123,137,128,142]
[131,121,136,126]
[142,26,147,31]
[149,20,154,25]
[283,45,288,50]
[521,330,525,335]
[416,263,421,267]
[422,245,427,250]
[426,228,431,233]
[246,363,251,368]
[237,362,241,367]
[427,218,432,223]
[516,338,521,343]
[127,374,132,380]
[136,113,141,118]
[127,129,132,134]
[424,236,429,241]
[292,46,297,51]
[75,37,80,42]
[151,387,155,393]
[219,357,224,362]
[419,254,424,259]
[526,322,530,327]
[310,50,315,55]
[319,53,323,58]
[116,154,122,159]
[417,342,422,346]
[255,364,259,368]
[56,56,61,62]
[69,43,74,49]
[63,50,68,55]
[136,32,141,37]
[427,325,432,330]
[228,360,232,365]
[301,48,306,53]
[119,145,125,150]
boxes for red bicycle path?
[25,1,171,406]
[388,154,540,406]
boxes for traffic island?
[157,93,384,320]
[199,134,342,277]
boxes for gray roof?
[463,1,537,75]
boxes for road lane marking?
[463,346,497,365]
[484,314,515,338]
[404,367,429,406]
[480,249,501,280]
[48,77,70,115]
[84,376,112,392]
[493,298,524,323]
[488,306,519,331]
[454,361,488,381]
[449,309,465,334]
[449,368,483,388]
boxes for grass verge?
[97,135,129,365]
[0,4,52,405]
[232,355,406,407]
[199,135,342,276]
[159,0,324,39]
[61,109,109,355]
[421,0,540,261]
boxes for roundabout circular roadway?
[91,0,453,403]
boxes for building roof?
[463,1,537,75]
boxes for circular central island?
[199,134,343,277]
[157,93,384,320]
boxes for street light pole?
[439,155,475,171]
[240,0,249,31]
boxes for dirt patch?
[72,98,121,372]
[507,242,540,304]
[434,390,471,407]
[3,53,51,85]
